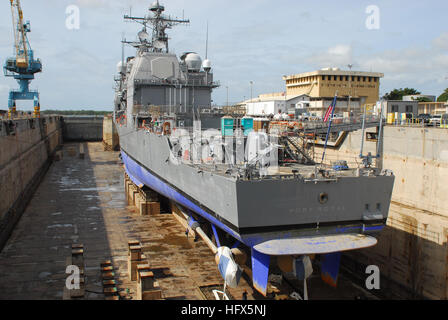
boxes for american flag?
[323,103,335,122]
[321,93,338,163]
[323,94,338,122]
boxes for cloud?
[75,0,110,9]
[298,32,448,95]
[355,37,448,94]
[305,44,353,68]
[433,32,448,51]
[358,47,448,79]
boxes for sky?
[0,0,447,111]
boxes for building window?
[391,105,399,112]
[322,75,326,80]
[406,105,413,112]
[345,76,349,81]
[340,76,343,81]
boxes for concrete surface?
[0,117,62,250]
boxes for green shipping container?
[241,117,254,136]
[221,116,234,136]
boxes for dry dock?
[0,141,376,300]
[2,116,447,300]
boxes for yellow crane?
[10,0,29,68]
[4,0,42,118]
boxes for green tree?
[414,97,433,102]
[383,88,421,100]
[437,88,448,102]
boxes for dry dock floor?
[0,142,377,300]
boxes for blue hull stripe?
[124,166,144,187]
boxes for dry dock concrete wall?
[315,126,448,299]
[0,116,63,250]
[382,127,448,217]
[62,116,103,141]
[0,115,110,251]
[102,115,119,151]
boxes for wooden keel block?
[101,266,114,272]
[129,245,142,261]
[127,240,141,256]
[148,202,160,216]
[140,271,155,290]
[128,256,144,281]
[69,277,85,299]
[71,249,84,269]
[103,287,118,296]
[102,279,117,287]
[136,263,151,282]
[141,289,162,300]
[102,272,115,280]
[137,272,161,300]
[100,260,112,268]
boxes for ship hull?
[119,125,395,251]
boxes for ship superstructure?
[114,1,395,296]
[115,0,219,130]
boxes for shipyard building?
[418,101,448,115]
[284,68,383,116]
[383,100,419,117]
[243,68,384,117]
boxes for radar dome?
[202,59,211,72]
[150,1,164,12]
[185,53,202,72]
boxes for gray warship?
[114,1,395,295]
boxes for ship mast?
[123,1,189,54]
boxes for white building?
[244,93,310,116]
[241,92,365,117]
